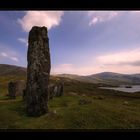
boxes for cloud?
[18,11,64,32]
[18,38,27,43]
[51,48,140,75]
[10,57,19,62]
[52,63,74,74]
[130,11,140,14]
[0,51,19,62]
[1,52,8,57]
[96,64,140,74]
[51,62,140,75]
[18,38,28,47]
[96,48,140,66]
[127,61,140,66]
[51,63,103,75]
[110,61,140,67]
[88,11,119,26]
[88,11,140,26]
[0,43,27,67]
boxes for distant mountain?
[58,72,140,85]
[87,72,140,85]
[1,64,140,85]
[132,74,140,78]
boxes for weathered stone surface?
[8,80,25,99]
[48,84,55,99]
[56,82,63,97]
[26,26,51,117]
[48,82,63,100]
[22,89,26,101]
[8,81,16,99]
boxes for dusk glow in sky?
[0,11,140,75]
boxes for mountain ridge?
[1,64,140,85]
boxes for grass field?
[0,76,140,129]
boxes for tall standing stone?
[26,26,51,116]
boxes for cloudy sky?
[0,11,140,75]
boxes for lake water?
[100,85,140,93]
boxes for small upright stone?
[26,26,51,117]
[57,82,63,96]
[8,81,16,99]
[48,82,64,100]
[54,82,64,97]
[48,84,55,100]
[8,80,25,98]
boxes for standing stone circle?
[25,26,51,117]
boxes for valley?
[0,64,140,129]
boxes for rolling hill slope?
[1,64,140,85]
[0,64,26,77]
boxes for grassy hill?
[0,64,140,129]
[0,64,26,76]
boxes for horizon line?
[0,63,140,76]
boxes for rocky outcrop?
[8,80,25,98]
[25,26,51,117]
